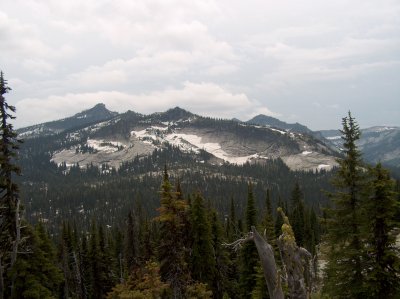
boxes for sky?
[1,0,399,130]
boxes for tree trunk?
[10,200,20,299]
[276,209,312,299]
[251,226,284,299]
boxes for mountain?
[319,126,400,171]
[247,114,313,134]
[17,103,118,138]
[23,105,337,172]
[18,105,338,230]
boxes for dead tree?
[224,208,312,299]
[276,208,311,299]
[223,227,284,299]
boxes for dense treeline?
[18,139,334,235]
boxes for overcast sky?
[1,0,399,129]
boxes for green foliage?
[11,223,63,299]
[190,193,215,286]
[107,261,170,299]
[125,210,139,271]
[185,282,212,299]
[274,196,285,238]
[323,112,366,299]
[290,182,305,247]
[210,210,229,299]
[157,168,190,297]
[362,163,400,298]
[239,183,259,298]
[0,71,22,299]
[323,113,400,299]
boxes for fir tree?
[12,222,63,299]
[226,196,236,241]
[253,190,276,299]
[363,163,400,298]
[262,189,276,248]
[323,112,366,298]
[190,193,215,287]
[290,182,305,247]
[157,166,189,298]
[239,183,259,298]
[0,71,22,299]
[274,196,284,238]
[210,209,229,299]
[107,261,170,299]
[124,211,138,271]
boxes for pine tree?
[0,71,22,299]
[124,211,138,271]
[290,182,305,247]
[239,183,259,298]
[157,166,189,298]
[190,193,215,287]
[210,209,229,299]
[225,198,240,299]
[12,222,63,299]
[87,221,114,298]
[226,196,236,241]
[253,190,275,299]
[363,163,400,298]
[274,196,284,238]
[323,112,366,298]
[107,261,170,299]
[262,189,276,248]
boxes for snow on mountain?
[22,105,340,172]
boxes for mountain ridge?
[16,103,399,173]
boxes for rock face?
[19,104,339,172]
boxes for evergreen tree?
[226,196,236,240]
[323,112,366,298]
[0,71,22,299]
[157,167,189,298]
[87,221,114,298]
[12,222,63,299]
[239,183,259,298]
[210,209,229,299]
[107,261,170,299]
[262,189,276,248]
[124,211,138,271]
[274,196,284,238]
[290,182,305,247]
[190,193,215,287]
[363,163,400,298]
[225,198,240,299]
[253,190,275,299]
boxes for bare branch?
[222,232,254,251]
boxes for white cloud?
[2,0,400,129]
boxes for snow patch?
[87,139,125,153]
[269,128,286,135]
[132,129,268,165]
[302,151,312,155]
[326,136,341,140]
[318,164,331,170]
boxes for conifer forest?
[1,70,400,299]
